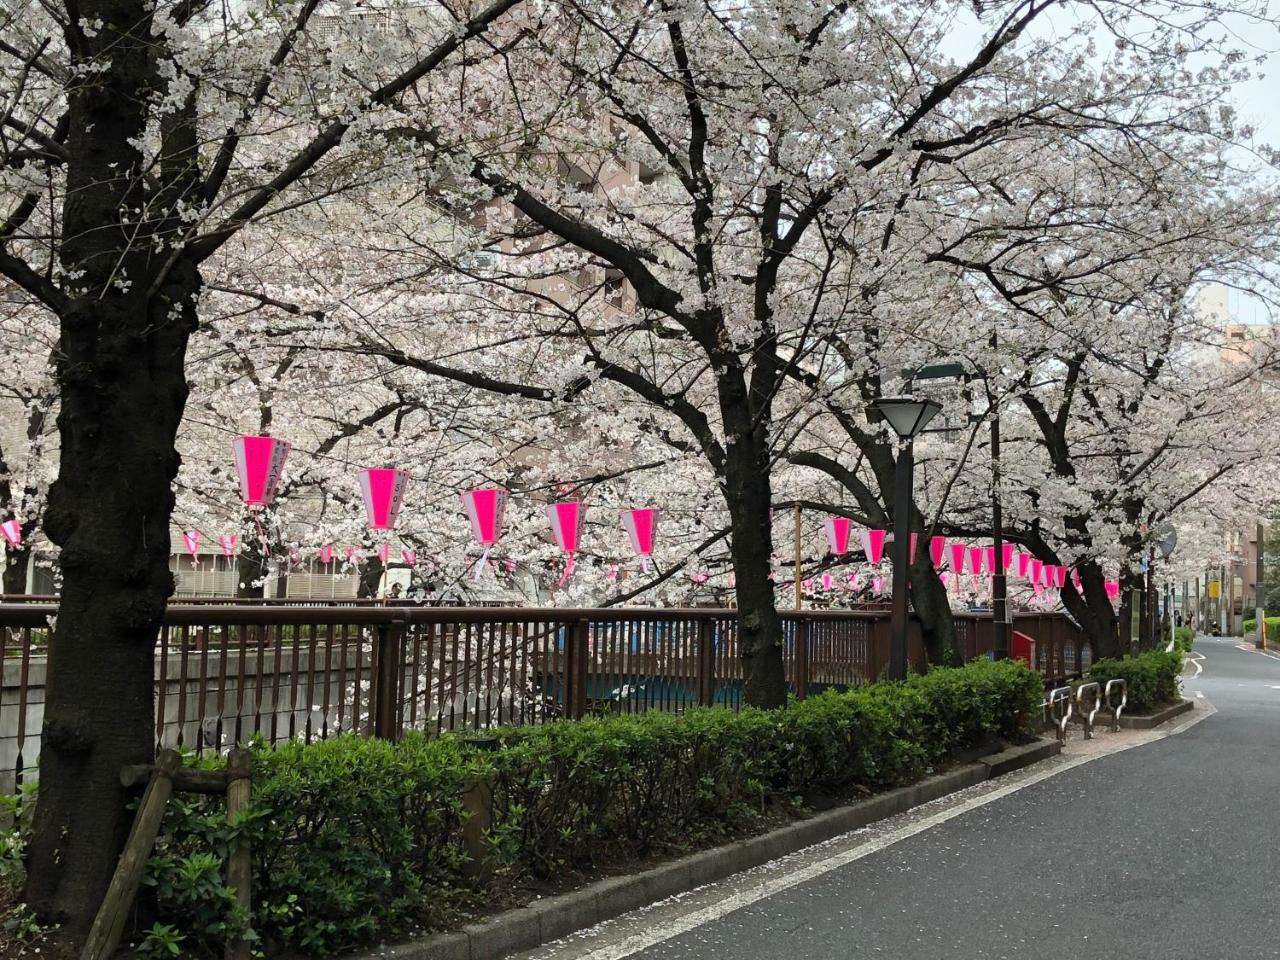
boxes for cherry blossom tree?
[0,0,523,938]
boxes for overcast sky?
[939,3,1280,150]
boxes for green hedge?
[1242,615,1280,634]
[4,660,1043,958]
[1087,650,1182,714]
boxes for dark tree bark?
[20,1,197,934]
[1060,560,1122,659]
[720,416,787,708]
[358,555,385,599]
[2,549,29,594]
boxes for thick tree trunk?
[359,556,385,598]
[1062,561,1122,659]
[722,439,787,708]
[909,557,957,665]
[236,533,270,598]
[24,1,199,936]
[26,280,197,933]
[2,547,28,594]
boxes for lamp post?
[870,396,943,680]
[1256,520,1266,650]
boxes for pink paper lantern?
[317,543,333,565]
[1029,558,1043,584]
[621,508,659,569]
[909,533,918,562]
[821,573,833,591]
[872,576,885,594]
[360,468,410,530]
[949,543,966,575]
[182,529,200,561]
[1001,543,1015,572]
[1053,565,1067,589]
[824,516,852,555]
[2,519,22,548]
[401,547,417,567]
[1071,568,1081,591]
[462,487,508,546]
[1105,580,1120,600]
[968,546,984,576]
[231,435,291,508]
[846,572,860,590]
[861,528,886,564]
[546,501,585,585]
[929,536,946,567]
[983,546,995,576]
[1016,552,1031,577]
[217,534,237,558]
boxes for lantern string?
[557,553,574,587]
[472,546,491,582]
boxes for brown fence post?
[696,618,716,706]
[373,618,404,740]
[566,618,590,719]
[224,747,253,960]
[794,616,809,700]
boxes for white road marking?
[1185,653,1205,679]
[528,703,1216,960]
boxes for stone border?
[348,739,1060,960]
[1114,698,1194,730]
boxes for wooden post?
[794,615,809,700]
[696,618,716,706]
[793,503,803,611]
[224,747,253,960]
[566,618,589,719]
[459,775,494,882]
[81,750,182,960]
[373,619,405,740]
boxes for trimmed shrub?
[1242,615,1280,635]
[1172,626,1194,653]
[5,659,1043,958]
[1087,650,1182,713]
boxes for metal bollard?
[1104,678,1127,732]
[1047,686,1073,742]
[1075,681,1101,740]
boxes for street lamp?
[870,396,942,680]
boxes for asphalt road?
[556,637,1280,960]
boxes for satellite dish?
[1154,523,1177,559]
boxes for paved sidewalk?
[515,637,1278,960]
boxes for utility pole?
[1257,520,1266,650]
[793,503,802,611]
[1195,573,1202,632]
[989,332,1009,660]
[1220,562,1228,636]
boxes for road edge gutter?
[348,739,1059,960]
[1114,699,1194,730]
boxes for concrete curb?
[1115,698,1194,730]
[348,738,1060,960]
